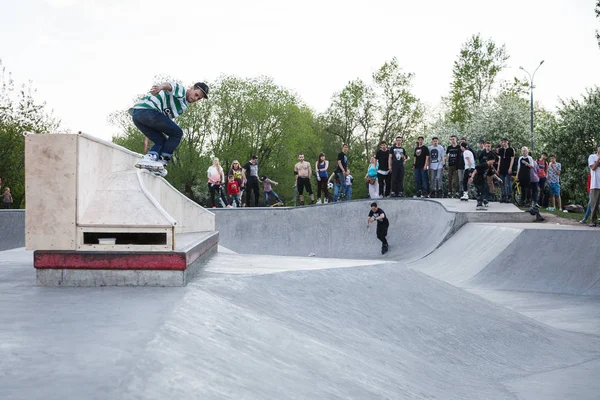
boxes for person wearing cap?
[588,143,600,227]
[497,137,515,203]
[242,155,260,207]
[131,81,208,176]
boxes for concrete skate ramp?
[411,224,600,296]
[214,199,456,261]
[3,250,600,400]
[0,210,24,251]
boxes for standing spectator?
[479,141,498,200]
[428,137,445,197]
[588,143,600,227]
[457,137,467,199]
[476,140,485,162]
[2,187,13,209]
[547,154,562,211]
[365,155,380,200]
[294,153,314,205]
[261,175,284,206]
[335,144,350,197]
[375,141,391,197]
[497,137,515,203]
[536,152,549,206]
[413,136,430,198]
[389,136,409,197]
[226,174,241,208]
[460,142,475,200]
[315,153,329,204]
[242,155,260,207]
[207,157,225,208]
[445,135,461,198]
[366,202,389,255]
[529,156,540,208]
[345,169,354,200]
[516,147,534,207]
[228,160,244,205]
[580,172,593,224]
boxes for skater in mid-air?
[130,81,209,176]
[469,154,501,210]
[367,202,389,254]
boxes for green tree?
[540,87,600,204]
[0,60,60,208]
[447,34,509,126]
[372,57,424,146]
[324,79,370,150]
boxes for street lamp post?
[519,60,545,154]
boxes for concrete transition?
[1,135,599,399]
[0,210,24,251]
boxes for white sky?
[1,0,599,140]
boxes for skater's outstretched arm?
[149,83,172,95]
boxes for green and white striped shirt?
[131,82,189,119]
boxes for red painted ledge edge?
[34,251,187,271]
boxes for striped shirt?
[131,82,189,119]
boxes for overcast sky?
[1,0,599,140]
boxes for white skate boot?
[135,153,163,171]
[460,191,469,201]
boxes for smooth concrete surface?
[0,210,25,251]
[2,248,599,400]
[214,199,456,261]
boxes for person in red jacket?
[227,174,241,208]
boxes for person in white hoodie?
[460,142,475,201]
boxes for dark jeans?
[448,165,459,193]
[246,178,260,206]
[530,182,539,205]
[376,222,389,246]
[208,183,225,207]
[316,178,329,199]
[391,164,405,194]
[538,177,547,205]
[377,172,391,197]
[3,202,10,209]
[265,190,283,205]
[131,109,183,158]
[413,168,428,193]
[475,182,485,205]
[229,194,241,207]
[464,168,474,192]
